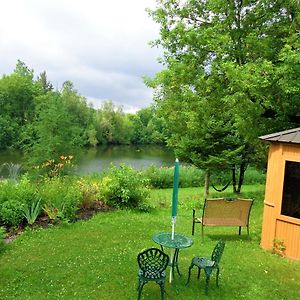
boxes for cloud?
[0,0,162,111]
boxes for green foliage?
[94,100,133,145]
[38,178,81,222]
[23,91,83,170]
[77,178,100,210]
[0,226,5,251]
[0,69,36,149]
[99,164,150,209]
[0,176,39,226]
[129,106,168,144]
[143,165,265,189]
[0,200,24,227]
[147,0,300,193]
[22,198,41,225]
[143,165,203,188]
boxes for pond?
[0,145,175,176]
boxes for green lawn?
[0,185,300,299]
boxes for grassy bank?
[0,185,299,299]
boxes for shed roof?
[259,128,300,144]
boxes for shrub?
[143,165,203,189]
[0,176,42,227]
[143,165,265,189]
[0,226,5,251]
[0,200,24,227]
[38,178,81,222]
[77,178,100,210]
[99,164,150,209]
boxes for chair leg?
[197,267,201,279]
[204,268,212,295]
[186,264,194,286]
[159,282,166,300]
[137,281,145,300]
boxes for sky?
[0,0,163,112]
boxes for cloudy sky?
[0,0,163,112]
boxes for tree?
[24,92,83,169]
[147,0,300,194]
[14,59,34,80]
[129,106,168,144]
[94,101,132,145]
[0,69,36,149]
[61,80,95,147]
[36,71,53,94]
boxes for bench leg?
[192,209,196,235]
[238,226,241,235]
[192,220,195,235]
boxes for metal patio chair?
[137,247,169,300]
[186,240,225,295]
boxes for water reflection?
[0,145,175,176]
[75,145,175,175]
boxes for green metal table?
[153,232,193,291]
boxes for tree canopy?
[147,0,300,193]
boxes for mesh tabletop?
[153,232,193,249]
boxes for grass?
[0,185,300,299]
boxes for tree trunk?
[204,169,210,198]
[237,160,248,193]
[232,165,238,193]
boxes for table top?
[153,232,193,249]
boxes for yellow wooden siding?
[275,219,300,261]
[261,204,276,249]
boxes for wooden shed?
[260,128,300,260]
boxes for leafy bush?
[38,178,81,221]
[0,226,5,251]
[99,164,150,209]
[77,178,100,210]
[0,176,40,227]
[0,200,24,227]
[143,165,265,189]
[143,165,203,188]
[243,167,266,184]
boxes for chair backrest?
[211,240,225,267]
[137,248,169,279]
[203,198,253,226]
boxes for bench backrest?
[202,198,253,226]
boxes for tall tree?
[0,64,36,149]
[36,71,53,94]
[24,91,83,167]
[147,0,300,194]
[94,101,132,145]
